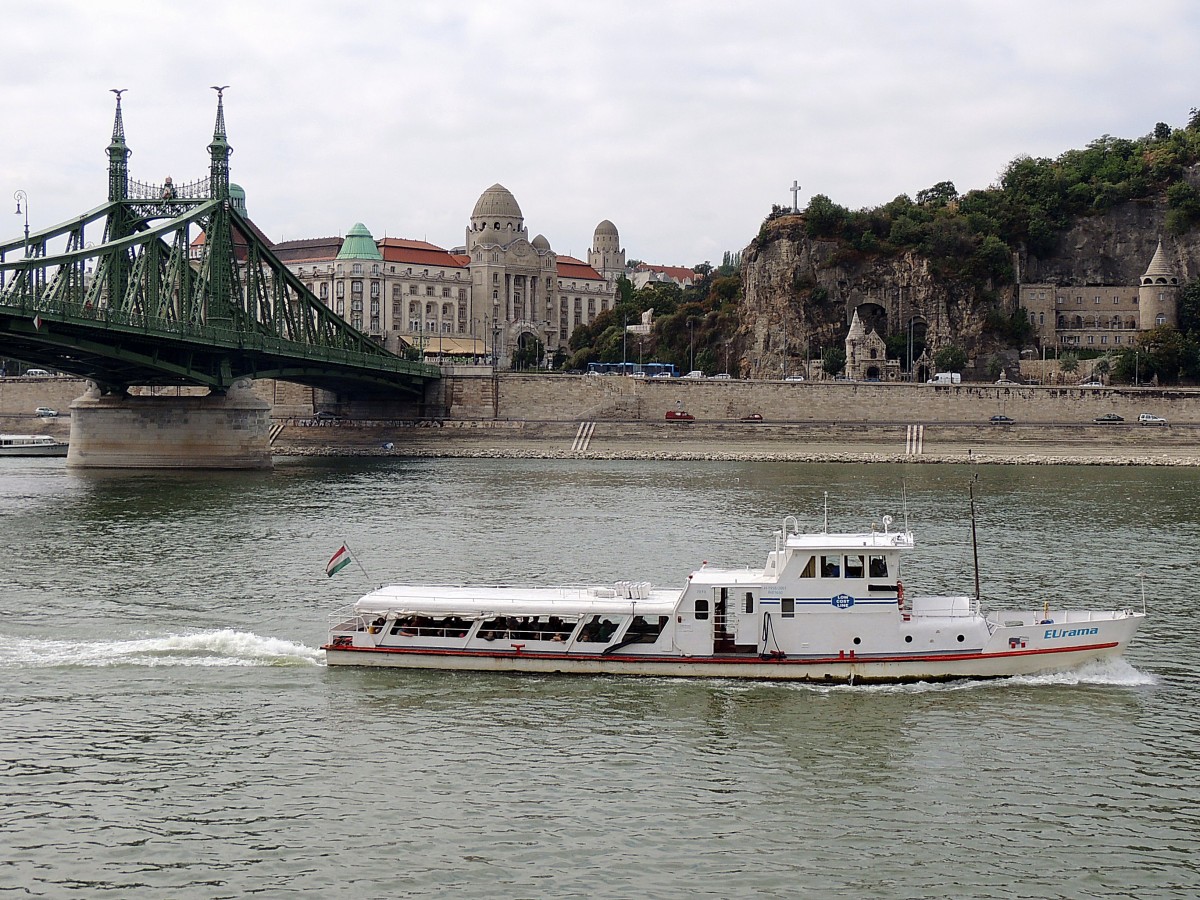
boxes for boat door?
[672,587,715,655]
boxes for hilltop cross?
[791,180,801,212]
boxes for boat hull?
[322,634,1136,683]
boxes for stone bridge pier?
[66,379,272,469]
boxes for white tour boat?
[0,434,68,457]
[324,514,1145,683]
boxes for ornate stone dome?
[594,219,618,238]
[532,234,552,251]
[472,183,523,221]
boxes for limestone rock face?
[739,216,996,377]
[738,168,1200,378]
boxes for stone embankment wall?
[483,373,1200,425]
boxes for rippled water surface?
[1,457,1197,898]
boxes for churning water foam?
[0,628,324,668]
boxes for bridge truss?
[0,90,438,396]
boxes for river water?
[1,457,1197,898]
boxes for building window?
[352,264,362,275]
[1157,314,1166,325]
[335,282,344,298]
[1094,296,1101,304]
[351,312,363,328]
[371,282,380,297]
[442,287,451,297]
[425,286,434,296]
[458,289,466,301]
[351,280,363,294]
[393,300,402,319]
[319,283,328,299]
[336,299,344,316]
[351,299,363,312]
[1101,335,1108,344]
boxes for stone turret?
[1138,238,1178,329]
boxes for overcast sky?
[2,1,1197,268]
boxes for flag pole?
[342,541,371,580]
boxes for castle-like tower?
[588,219,626,287]
[1138,238,1179,329]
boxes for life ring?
[896,581,905,606]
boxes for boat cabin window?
[479,615,576,642]
[869,555,888,578]
[578,615,623,642]
[694,599,709,621]
[798,556,816,578]
[391,614,472,638]
[744,592,754,614]
[821,556,840,578]
[626,615,667,643]
[844,554,865,579]
[781,598,795,618]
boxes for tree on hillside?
[822,347,846,377]
[934,346,967,373]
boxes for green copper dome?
[336,222,382,260]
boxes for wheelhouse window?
[868,555,888,578]
[694,599,709,620]
[799,556,816,578]
[844,554,865,579]
[821,556,841,577]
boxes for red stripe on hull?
[320,641,1120,666]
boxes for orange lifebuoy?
[896,581,905,605]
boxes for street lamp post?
[688,319,694,373]
[13,190,29,252]
[492,301,501,368]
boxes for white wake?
[0,628,324,668]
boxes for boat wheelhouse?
[324,515,1144,683]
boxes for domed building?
[274,183,624,368]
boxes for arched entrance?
[905,317,929,381]
[512,330,544,371]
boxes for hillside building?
[1019,239,1179,352]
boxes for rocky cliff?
[737,164,1200,378]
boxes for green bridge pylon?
[0,88,438,396]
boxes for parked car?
[1093,413,1124,424]
[23,368,51,377]
[1138,413,1168,426]
[740,413,763,422]
[1080,381,1104,388]
[34,407,58,417]
[784,375,805,382]
[665,410,695,421]
[712,373,732,380]
[989,414,1014,424]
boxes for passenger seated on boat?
[845,555,865,579]
[821,556,840,578]
[869,555,888,578]
[368,616,386,634]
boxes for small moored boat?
[0,434,68,457]
[323,514,1145,683]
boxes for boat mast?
[969,474,981,613]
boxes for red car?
[665,410,695,421]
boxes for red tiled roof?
[556,256,605,281]
[271,237,343,262]
[636,263,696,281]
[378,237,468,270]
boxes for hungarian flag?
[326,544,352,577]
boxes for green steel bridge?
[0,89,439,396]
